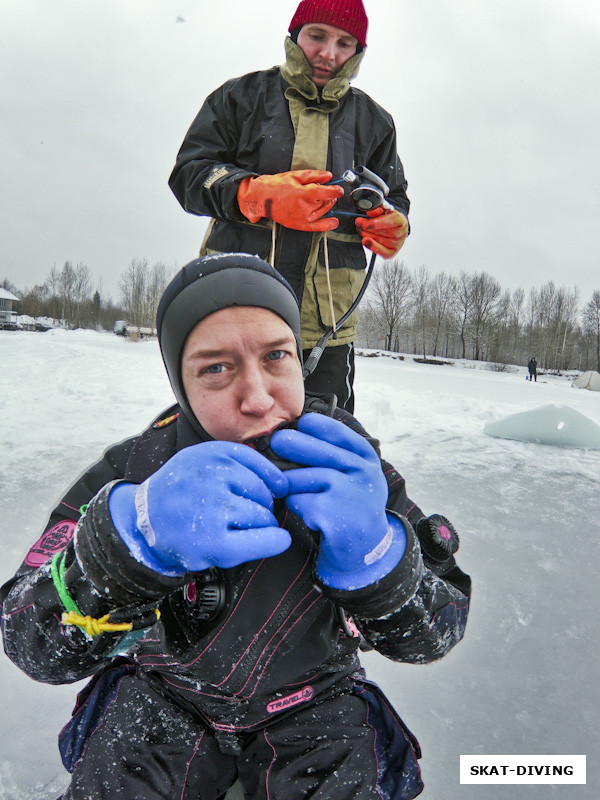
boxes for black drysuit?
[1,402,470,799]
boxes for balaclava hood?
[157,253,302,437]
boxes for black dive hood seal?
[156,253,302,438]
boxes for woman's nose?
[239,370,275,415]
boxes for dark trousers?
[303,343,355,413]
[60,670,421,800]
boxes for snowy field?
[1,329,599,799]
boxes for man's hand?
[355,206,409,258]
[108,442,291,576]
[270,414,407,590]
[237,170,343,232]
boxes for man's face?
[181,306,304,443]
[296,23,358,87]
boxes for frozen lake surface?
[1,329,598,799]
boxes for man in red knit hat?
[288,0,369,84]
[170,1,410,414]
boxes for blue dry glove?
[108,441,291,576]
[270,414,406,590]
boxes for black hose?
[302,251,377,378]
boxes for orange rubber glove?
[355,206,409,259]
[237,170,343,232]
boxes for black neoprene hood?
[156,253,302,434]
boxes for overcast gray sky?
[2,0,599,306]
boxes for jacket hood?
[280,36,364,102]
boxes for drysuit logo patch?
[266,686,314,714]
[24,520,77,567]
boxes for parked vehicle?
[113,320,157,338]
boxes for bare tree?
[1,277,20,295]
[47,265,62,323]
[366,259,413,352]
[355,304,384,349]
[18,283,50,318]
[468,272,503,361]
[508,287,525,355]
[71,263,93,327]
[43,262,93,327]
[145,262,172,326]
[429,272,456,357]
[535,282,579,371]
[554,286,579,371]
[119,259,148,328]
[412,265,430,357]
[524,287,541,364]
[582,290,600,371]
[451,271,474,359]
[57,262,76,324]
[119,259,173,329]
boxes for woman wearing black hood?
[1,254,470,800]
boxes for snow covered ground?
[1,329,598,799]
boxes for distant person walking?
[527,357,537,382]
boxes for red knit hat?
[289,0,368,48]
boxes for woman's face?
[181,306,304,443]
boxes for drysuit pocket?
[58,659,136,772]
[352,677,424,800]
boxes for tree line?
[357,260,600,373]
[4,259,600,373]
[2,260,176,332]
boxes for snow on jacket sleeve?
[0,435,158,684]
[168,69,410,226]
[321,410,471,665]
[168,78,259,222]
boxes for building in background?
[0,288,20,330]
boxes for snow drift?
[483,403,600,449]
